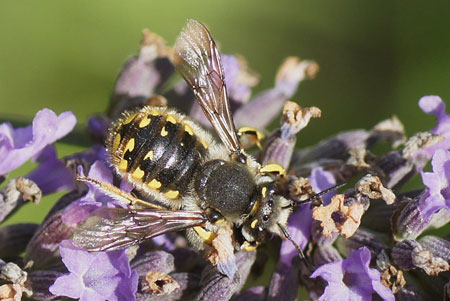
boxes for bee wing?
[174,19,242,154]
[73,207,207,251]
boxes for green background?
[1,1,450,222]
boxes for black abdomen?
[107,106,209,199]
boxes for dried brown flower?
[312,194,364,238]
[144,271,180,295]
[0,284,22,301]
[356,174,396,205]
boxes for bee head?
[246,182,292,239]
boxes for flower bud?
[0,224,38,259]
[392,198,431,241]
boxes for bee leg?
[259,163,286,177]
[237,126,265,150]
[76,176,165,209]
[241,240,259,252]
[205,207,225,224]
[193,226,217,244]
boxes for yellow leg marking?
[241,241,258,252]
[214,218,225,225]
[139,116,151,128]
[260,163,286,177]
[194,226,217,244]
[250,219,258,229]
[132,166,145,180]
[147,179,162,189]
[180,142,184,147]
[112,134,121,152]
[238,126,265,149]
[184,123,194,136]
[161,127,168,137]
[124,138,135,153]
[166,115,177,124]
[144,150,154,160]
[163,190,179,199]
[119,159,128,171]
[76,176,164,209]
[123,113,137,125]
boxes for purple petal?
[417,96,450,159]
[52,240,138,301]
[49,273,84,299]
[59,240,97,275]
[310,260,344,283]
[27,145,74,195]
[419,149,450,219]
[0,109,76,175]
[311,247,394,301]
[281,168,336,265]
[419,95,447,120]
[221,54,252,106]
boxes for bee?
[74,20,301,269]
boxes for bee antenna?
[292,182,346,206]
[277,222,313,268]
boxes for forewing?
[174,19,242,154]
[73,207,206,251]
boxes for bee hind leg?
[76,176,165,209]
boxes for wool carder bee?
[74,19,305,274]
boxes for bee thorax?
[195,160,257,218]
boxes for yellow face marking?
[144,150,154,160]
[262,187,267,198]
[242,241,258,252]
[260,163,286,177]
[250,219,258,229]
[139,116,151,128]
[166,115,177,124]
[149,109,160,116]
[193,226,217,244]
[132,166,145,180]
[147,179,162,189]
[184,123,194,136]
[112,134,121,152]
[123,113,137,125]
[161,127,168,137]
[124,138,135,153]
[249,200,260,216]
[163,190,179,199]
[119,159,128,171]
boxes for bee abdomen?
[107,106,210,199]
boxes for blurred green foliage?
[1,1,450,224]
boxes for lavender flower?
[26,145,74,195]
[417,95,450,159]
[0,108,76,176]
[419,149,450,219]
[75,160,131,208]
[49,240,138,301]
[6,21,450,301]
[281,168,336,263]
[310,247,394,301]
